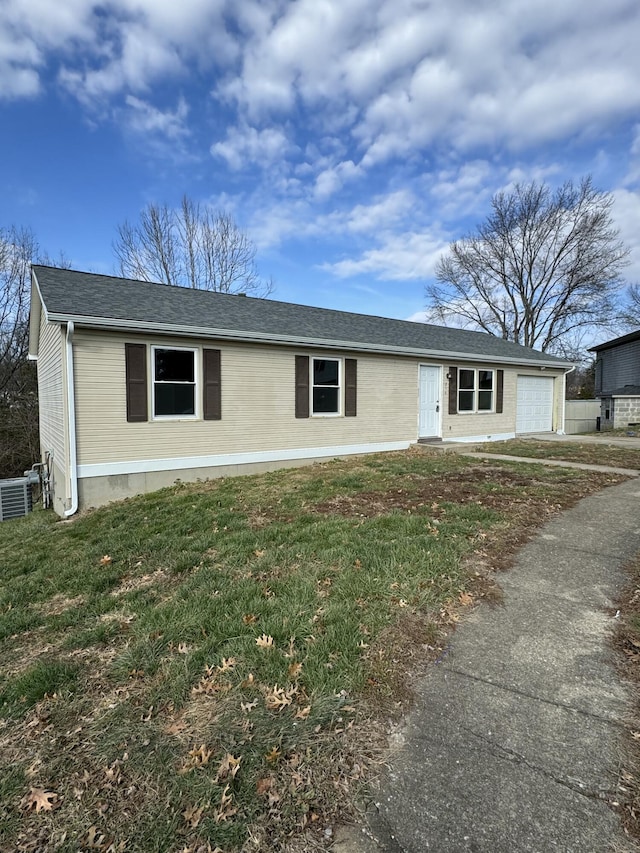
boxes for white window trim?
[151,345,199,421]
[458,368,495,415]
[311,356,342,417]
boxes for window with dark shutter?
[203,348,222,420]
[295,355,310,418]
[448,366,458,415]
[125,343,148,422]
[496,370,504,414]
[344,358,357,417]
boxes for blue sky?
[1,0,640,324]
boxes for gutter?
[45,312,572,371]
[64,321,78,517]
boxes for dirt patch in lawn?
[313,464,622,518]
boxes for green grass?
[478,438,640,469]
[0,448,625,851]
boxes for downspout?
[64,321,78,517]
[558,365,576,435]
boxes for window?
[458,369,494,413]
[153,347,197,417]
[312,358,340,415]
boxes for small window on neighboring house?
[312,358,340,415]
[153,347,196,417]
[458,368,494,413]
[605,407,611,420]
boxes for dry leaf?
[294,705,311,720]
[459,592,473,606]
[265,683,298,711]
[287,661,303,679]
[241,672,255,687]
[99,555,112,566]
[215,753,241,783]
[256,634,274,649]
[182,804,205,828]
[242,613,258,625]
[241,699,258,712]
[254,549,266,558]
[265,746,281,763]
[214,784,238,823]
[182,744,211,771]
[217,657,237,672]
[22,787,60,813]
[256,776,273,796]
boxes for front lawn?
[0,449,625,852]
[478,438,640,469]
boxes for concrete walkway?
[334,476,640,852]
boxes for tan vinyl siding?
[37,310,67,471]
[73,331,419,466]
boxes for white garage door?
[516,376,554,433]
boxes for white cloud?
[612,187,640,284]
[124,95,189,138]
[211,123,294,171]
[322,229,447,281]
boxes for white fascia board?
[28,270,44,359]
[45,312,571,370]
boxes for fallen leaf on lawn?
[84,825,110,849]
[217,657,237,672]
[268,789,281,806]
[182,804,204,828]
[99,555,113,566]
[256,634,274,649]
[241,699,258,712]
[22,787,61,813]
[182,744,211,771]
[177,642,191,654]
[241,672,255,687]
[165,720,187,736]
[294,705,311,720]
[265,746,281,763]
[242,613,258,625]
[265,683,298,711]
[257,776,275,797]
[354,558,362,569]
[215,753,241,783]
[459,592,473,606]
[214,784,237,823]
[254,549,266,558]
[288,661,303,679]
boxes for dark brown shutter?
[203,348,222,420]
[295,355,310,418]
[496,369,504,414]
[344,358,357,417]
[448,366,458,415]
[125,343,147,422]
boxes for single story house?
[590,329,640,430]
[29,266,572,516]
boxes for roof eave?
[45,312,572,369]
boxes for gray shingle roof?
[590,329,640,352]
[32,266,570,368]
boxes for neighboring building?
[29,266,572,516]
[590,330,640,430]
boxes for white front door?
[419,365,442,438]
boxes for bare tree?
[427,177,630,353]
[114,196,274,297]
[624,283,640,327]
[0,226,70,477]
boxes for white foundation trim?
[77,441,412,479]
